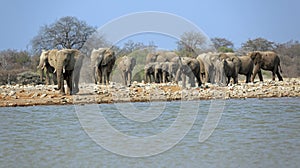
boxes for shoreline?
[0,78,299,107]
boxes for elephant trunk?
[37,57,46,70]
[56,63,65,94]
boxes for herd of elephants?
[37,48,283,95]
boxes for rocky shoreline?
[0,78,299,107]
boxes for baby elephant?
[118,56,136,86]
[223,58,238,85]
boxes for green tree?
[211,37,234,52]
[241,38,275,52]
[217,46,234,53]
[31,16,96,54]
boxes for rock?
[40,94,47,98]
[31,93,39,98]
[8,91,16,96]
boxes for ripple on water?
[0,97,299,167]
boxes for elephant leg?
[272,71,276,81]
[128,71,132,85]
[162,72,166,83]
[124,72,128,86]
[251,65,260,82]
[96,69,99,84]
[92,67,96,84]
[188,74,195,87]
[97,68,102,84]
[39,69,44,82]
[106,71,111,85]
[72,71,79,94]
[227,77,230,85]
[182,74,186,88]
[276,69,283,81]
[145,73,149,83]
[57,72,65,95]
[175,69,181,84]
[234,75,238,84]
[195,74,202,87]
[258,70,263,82]
[274,65,283,81]
[245,73,250,83]
[66,70,73,95]
[45,70,50,85]
[53,72,57,85]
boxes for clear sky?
[0,0,300,50]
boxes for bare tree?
[31,16,96,54]
[177,31,213,57]
[275,40,300,77]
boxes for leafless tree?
[31,16,96,54]
[177,31,214,57]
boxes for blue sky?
[1,0,300,50]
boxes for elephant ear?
[252,52,262,64]
[101,49,115,66]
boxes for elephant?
[154,62,170,83]
[196,56,207,83]
[91,48,116,85]
[238,55,254,83]
[38,49,79,95]
[197,53,226,84]
[144,62,157,83]
[218,53,242,84]
[168,61,180,82]
[248,51,283,82]
[118,55,136,86]
[222,58,237,85]
[37,53,57,85]
[72,53,84,93]
[154,62,163,83]
[175,57,202,87]
[146,51,178,64]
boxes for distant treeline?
[0,16,299,85]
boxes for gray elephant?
[222,58,237,85]
[238,55,254,83]
[37,52,57,85]
[175,57,202,87]
[218,53,241,84]
[72,53,84,93]
[146,51,178,63]
[196,56,207,83]
[197,53,226,84]
[248,51,283,82]
[168,61,180,82]
[91,48,116,85]
[154,62,170,83]
[118,55,136,86]
[154,62,163,83]
[38,49,79,95]
[144,62,157,83]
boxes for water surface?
[0,97,299,167]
